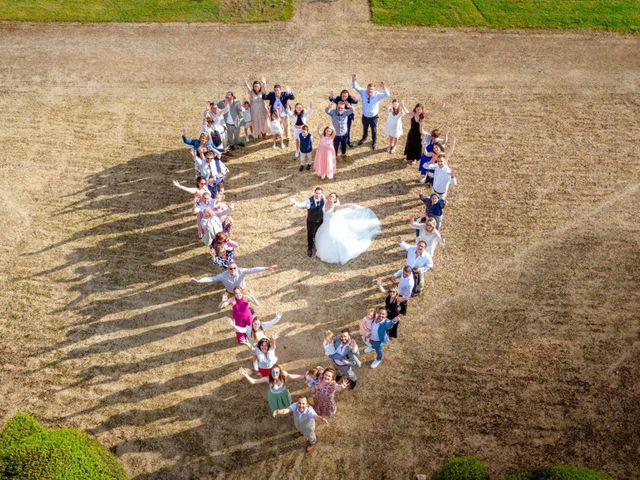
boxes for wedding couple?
[291,187,380,264]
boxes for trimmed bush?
[432,457,491,480]
[531,465,614,480]
[0,413,45,451]
[0,413,127,480]
[434,458,615,480]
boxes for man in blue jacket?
[368,307,402,369]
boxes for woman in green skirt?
[239,364,304,412]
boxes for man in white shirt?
[392,266,415,300]
[396,238,432,295]
[351,73,390,150]
[424,155,457,199]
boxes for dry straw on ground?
[0,1,639,479]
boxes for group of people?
[173,75,459,452]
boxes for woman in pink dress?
[313,126,337,180]
[219,288,258,344]
[311,367,348,417]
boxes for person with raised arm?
[239,364,304,414]
[272,396,329,452]
[219,287,259,344]
[199,202,234,248]
[351,73,390,150]
[311,367,349,417]
[420,192,446,230]
[172,177,208,237]
[404,104,426,164]
[375,266,415,314]
[411,216,446,258]
[327,329,360,388]
[383,99,410,154]
[395,236,433,295]
[290,186,325,257]
[364,307,402,369]
[419,130,454,182]
[217,91,245,150]
[422,154,458,199]
[190,262,277,294]
[181,130,214,176]
[244,78,270,139]
[313,126,337,180]
[325,101,354,161]
[240,334,279,377]
[328,89,358,147]
[373,285,409,340]
[262,83,295,144]
[287,101,313,159]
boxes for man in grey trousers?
[217,91,245,150]
[273,396,328,452]
[329,329,360,389]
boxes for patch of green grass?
[371,0,640,32]
[0,0,294,22]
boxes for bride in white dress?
[315,192,381,265]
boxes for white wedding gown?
[315,205,381,264]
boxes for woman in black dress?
[403,103,424,163]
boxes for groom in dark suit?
[290,187,324,257]
[263,84,295,142]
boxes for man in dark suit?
[290,187,324,257]
[263,84,295,143]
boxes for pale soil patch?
[0,3,639,479]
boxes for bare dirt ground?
[1,1,639,478]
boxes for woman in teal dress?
[239,364,304,412]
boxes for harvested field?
[0,1,639,478]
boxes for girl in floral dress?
[311,367,348,417]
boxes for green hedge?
[434,458,614,480]
[433,457,491,480]
[0,412,127,480]
[0,413,46,451]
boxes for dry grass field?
[1,1,639,478]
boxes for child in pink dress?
[220,288,259,344]
[313,126,336,180]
